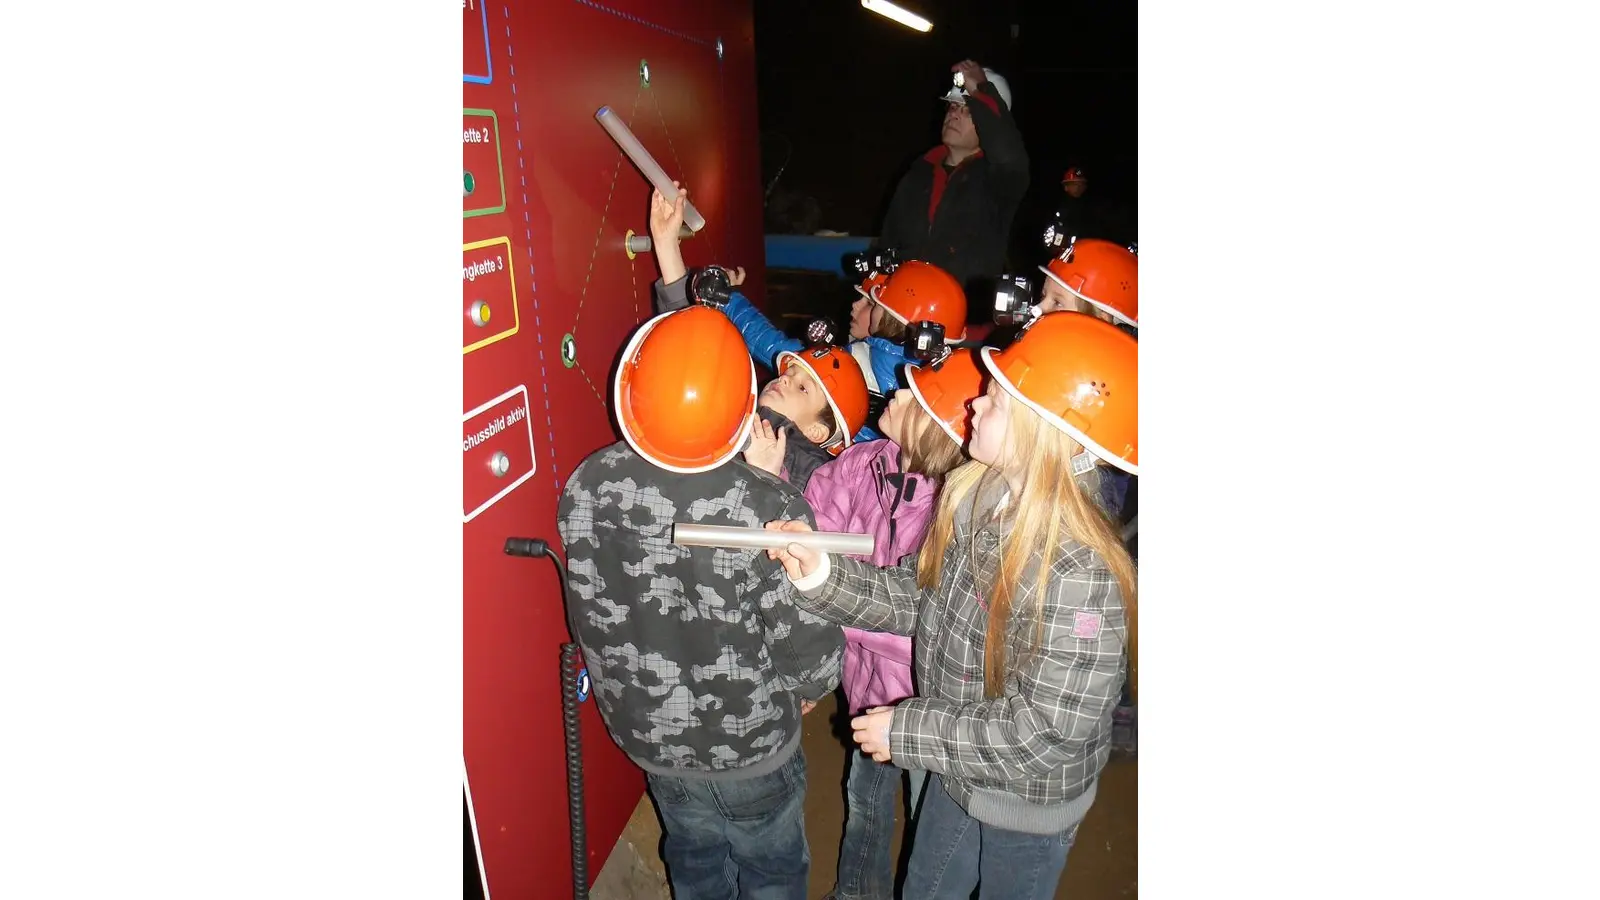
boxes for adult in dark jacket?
[877,60,1029,311]
[1046,166,1135,254]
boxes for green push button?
[464,171,476,196]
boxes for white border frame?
[464,757,491,900]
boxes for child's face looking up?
[849,295,888,341]
[759,363,831,443]
[878,388,917,446]
[968,378,1016,471]
[1038,279,1115,323]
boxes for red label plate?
[463,384,537,522]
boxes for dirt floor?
[590,690,1137,899]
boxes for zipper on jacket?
[875,455,902,555]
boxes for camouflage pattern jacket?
[557,441,845,781]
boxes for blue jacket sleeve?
[725,292,803,369]
[866,337,917,393]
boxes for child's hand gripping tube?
[596,106,706,232]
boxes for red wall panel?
[463,1,765,897]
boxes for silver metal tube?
[595,106,707,232]
[672,523,875,557]
[625,226,694,254]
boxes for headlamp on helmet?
[805,317,839,348]
[1044,219,1082,253]
[991,273,1038,327]
[842,247,901,280]
[690,266,734,309]
[905,320,955,368]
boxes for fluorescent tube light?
[861,0,933,33]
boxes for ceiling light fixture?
[861,0,933,33]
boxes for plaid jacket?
[558,441,844,781]
[796,476,1127,834]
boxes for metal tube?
[672,523,875,557]
[625,226,695,255]
[595,106,707,232]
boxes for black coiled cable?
[560,641,587,900]
[504,537,588,900]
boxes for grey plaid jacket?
[796,476,1128,834]
[557,441,845,781]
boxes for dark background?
[753,0,1137,271]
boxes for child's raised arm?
[648,184,694,313]
[650,184,688,285]
[648,184,751,318]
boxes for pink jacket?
[803,439,938,714]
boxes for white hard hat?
[940,68,1012,112]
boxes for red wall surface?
[463,1,766,897]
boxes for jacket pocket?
[646,772,692,806]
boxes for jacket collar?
[868,442,921,507]
[955,467,1014,536]
[923,145,985,168]
[758,405,833,470]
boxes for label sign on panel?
[464,237,519,353]
[464,384,536,523]
[464,0,491,84]
[464,109,506,218]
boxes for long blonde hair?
[899,402,967,480]
[917,401,1138,703]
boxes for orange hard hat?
[979,311,1137,474]
[613,306,758,473]
[774,344,870,452]
[1039,239,1137,328]
[854,270,890,302]
[905,348,986,446]
[875,260,967,340]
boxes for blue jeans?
[831,753,929,900]
[901,776,1079,900]
[645,749,811,900]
